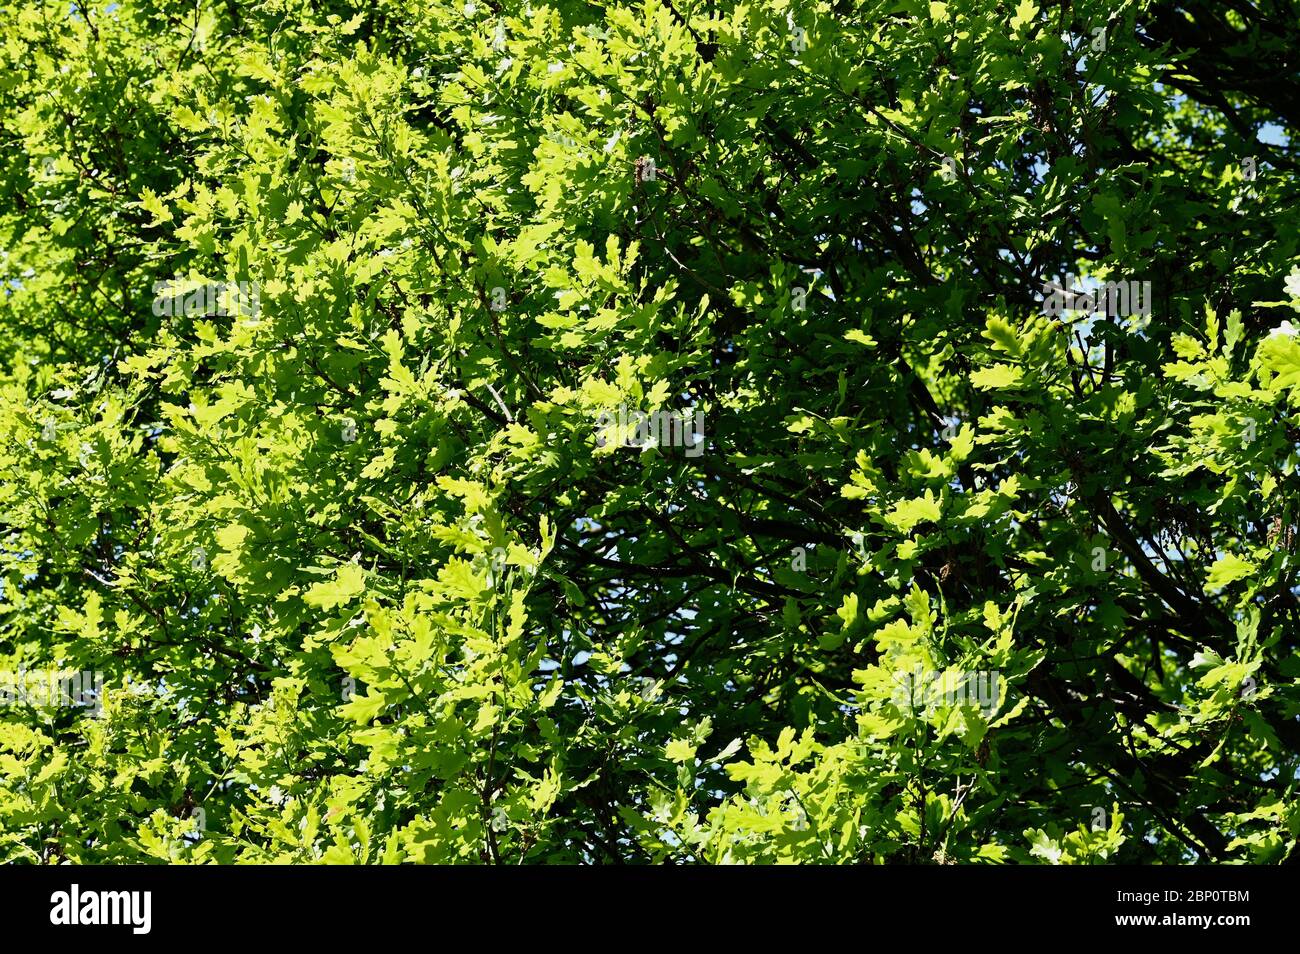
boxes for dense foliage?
[2,0,1299,864]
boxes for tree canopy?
[1,0,1299,864]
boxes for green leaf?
[304,563,367,610]
[1205,554,1256,591]
[971,364,1025,390]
